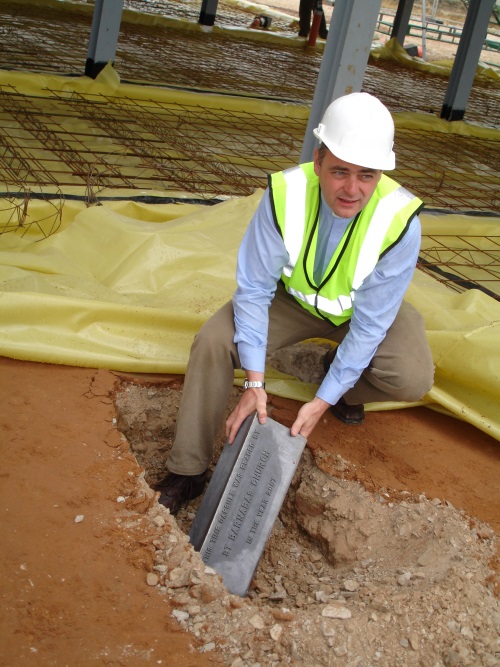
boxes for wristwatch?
[243,379,266,390]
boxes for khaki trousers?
[167,283,434,475]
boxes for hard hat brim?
[313,127,395,171]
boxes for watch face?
[244,380,265,389]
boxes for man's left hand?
[290,396,330,438]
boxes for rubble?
[114,380,499,667]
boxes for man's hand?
[290,396,330,438]
[226,387,267,444]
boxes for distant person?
[154,92,435,515]
[249,14,272,29]
[299,0,328,39]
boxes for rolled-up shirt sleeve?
[232,189,288,373]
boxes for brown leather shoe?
[323,348,365,424]
[153,471,208,515]
[330,397,365,425]
[323,346,338,374]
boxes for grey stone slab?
[189,413,306,597]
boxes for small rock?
[342,579,359,592]
[397,572,412,586]
[408,632,419,650]
[270,624,283,641]
[315,590,329,603]
[146,572,159,587]
[74,515,84,523]
[172,609,189,622]
[152,516,165,527]
[154,565,168,574]
[460,626,474,641]
[249,614,265,630]
[269,590,287,601]
[200,642,216,653]
[322,604,352,619]
[321,620,335,638]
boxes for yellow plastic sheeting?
[407,271,500,441]
[0,195,499,441]
[372,37,500,82]
[0,192,261,371]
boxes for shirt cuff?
[316,373,346,406]
[237,341,267,374]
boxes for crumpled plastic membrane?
[0,65,498,440]
[0,194,499,441]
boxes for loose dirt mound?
[114,375,499,667]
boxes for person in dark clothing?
[299,0,328,39]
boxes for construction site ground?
[0,0,499,666]
[1,355,499,667]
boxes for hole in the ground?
[113,378,496,622]
[113,379,363,608]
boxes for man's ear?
[313,148,320,176]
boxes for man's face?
[313,148,382,218]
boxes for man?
[154,92,434,514]
[299,0,328,40]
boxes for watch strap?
[243,379,266,390]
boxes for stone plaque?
[189,413,306,596]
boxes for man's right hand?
[225,387,268,444]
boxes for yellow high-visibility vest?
[269,163,424,325]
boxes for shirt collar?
[320,193,353,225]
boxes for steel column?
[199,0,219,27]
[441,0,496,121]
[85,0,124,79]
[300,0,383,163]
[391,0,417,45]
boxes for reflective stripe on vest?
[352,186,416,290]
[286,287,354,316]
[282,167,307,277]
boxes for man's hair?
[317,142,328,163]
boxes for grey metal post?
[391,0,417,46]
[300,0,383,163]
[85,0,124,79]
[199,0,219,26]
[441,0,496,121]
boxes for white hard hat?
[313,92,396,170]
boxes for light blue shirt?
[233,189,421,406]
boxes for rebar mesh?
[1,1,499,125]
[0,0,499,298]
[418,229,500,299]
